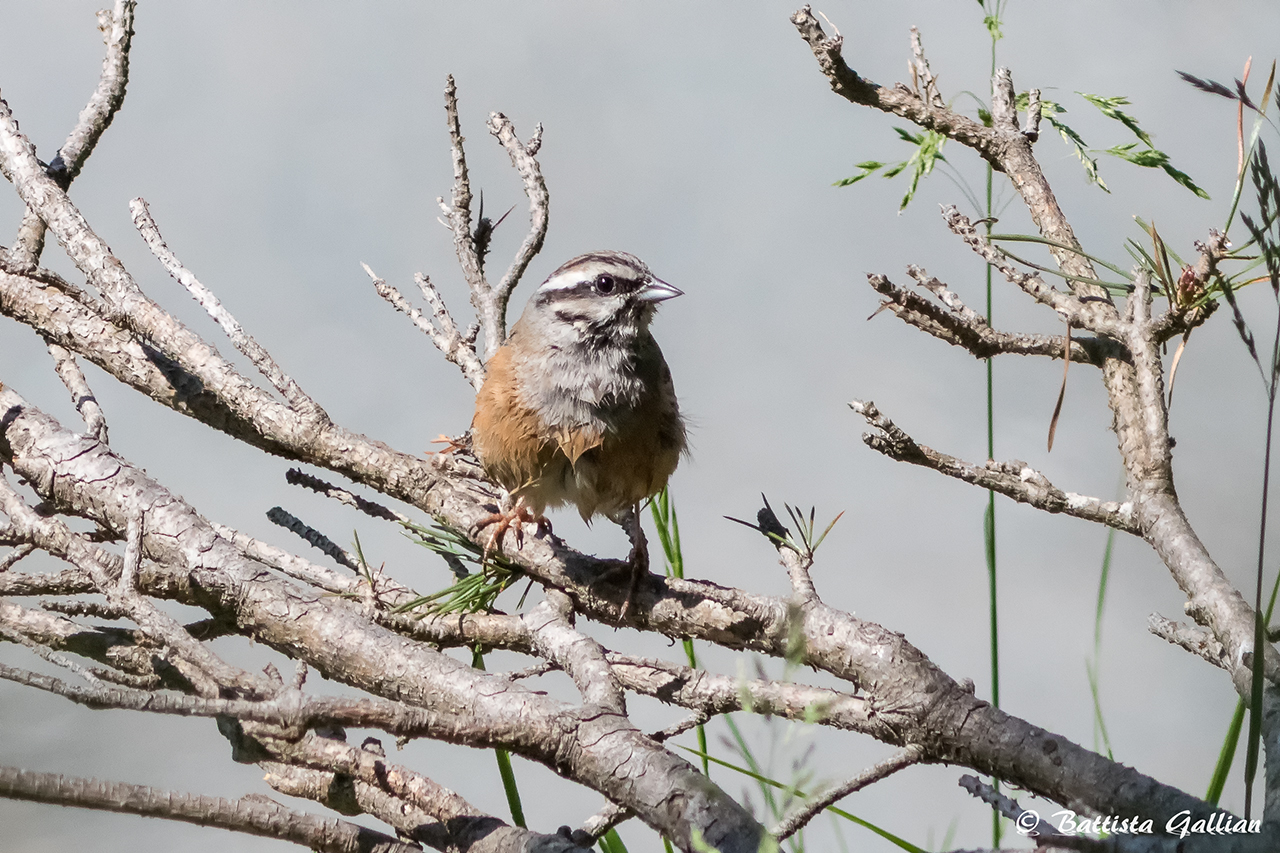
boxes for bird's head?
[523,250,682,347]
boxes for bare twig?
[0,543,35,573]
[211,522,371,598]
[908,27,943,108]
[789,7,992,153]
[504,661,556,681]
[435,87,550,359]
[417,272,483,384]
[363,263,485,390]
[1149,614,1233,673]
[285,468,410,524]
[1023,88,1043,141]
[442,76,486,304]
[266,507,359,571]
[7,0,135,271]
[130,198,327,422]
[958,773,1063,838]
[487,111,549,351]
[772,746,924,840]
[850,400,1140,533]
[990,67,1019,132]
[579,801,632,842]
[650,710,711,743]
[46,340,108,442]
[0,766,420,853]
[39,598,128,621]
[604,654,885,739]
[867,271,1116,365]
[118,509,142,594]
[942,207,1122,337]
[0,619,105,686]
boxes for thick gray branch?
[0,386,764,853]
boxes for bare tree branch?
[0,542,35,572]
[867,270,1116,365]
[363,263,485,390]
[45,340,108,442]
[130,197,327,420]
[441,76,486,310]
[262,761,587,853]
[6,0,135,271]
[942,207,1122,337]
[959,773,1063,838]
[211,521,378,600]
[523,590,625,714]
[772,746,924,840]
[0,766,421,853]
[849,399,1140,533]
[1149,614,1232,673]
[285,467,410,525]
[792,4,1280,823]
[487,110,549,347]
[0,386,764,851]
[266,506,361,572]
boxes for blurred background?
[2,2,1279,850]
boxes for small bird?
[471,250,686,557]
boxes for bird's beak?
[636,278,684,303]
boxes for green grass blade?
[651,488,706,774]
[494,748,525,828]
[598,828,629,853]
[1094,525,1116,646]
[1207,699,1246,805]
[472,649,526,827]
[677,747,925,853]
[723,715,778,817]
[1088,519,1117,759]
[994,246,1134,292]
[987,233,1134,279]
[1085,660,1114,760]
[983,502,999,710]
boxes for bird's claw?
[473,503,550,557]
[428,433,470,455]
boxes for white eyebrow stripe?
[536,261,638,293]
[537,271,592,292]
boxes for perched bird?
[471,250,686,552]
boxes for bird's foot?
[473,501,550,556]
[427,433,470,456]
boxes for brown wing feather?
[471,347,555,502]
[554,425,604,465]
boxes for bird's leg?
[617,505,649,620]
[473,495,549,556]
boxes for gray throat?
[517,324,653,432]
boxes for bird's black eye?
[594,274,617,295]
